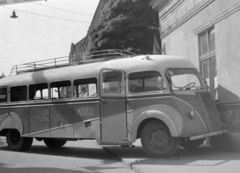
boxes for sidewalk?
[104,140,240,173]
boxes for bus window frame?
[10,85,28,103]
[28,83,49,101]
[50,80,72,100]
[166,68,207,91]
[0,87,8,103]
[73,77,98,99]
[127,70,167,95]
[100,68,126,97]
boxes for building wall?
[158,1,240,110]
[216,9,240,103]
[161,0,217,65]
[150,0,240,150]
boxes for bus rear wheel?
[6,129,33,151]
[141,121,180,158]
[43,138,67,148]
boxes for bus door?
[100,68,128,145]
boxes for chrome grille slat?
[198,92,222,132]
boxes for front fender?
[130,105,183,142]
[0,112,23,135]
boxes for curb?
[102,147,141,173]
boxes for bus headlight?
[188,109,195,119]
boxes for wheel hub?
[10,131,20,145]
[150,129,170,148]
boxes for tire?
[43,138,67,148]
[58,140,67,147]
[6,129,33,151]
[141,121,180,158]
[180,138,205,149]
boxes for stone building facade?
[69,0,108,63]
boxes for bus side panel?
[127,95,207,138]
[0,108,8,116]
[73,102,100,138]
[10,108,28,135]
[101,98,127,144]
[73,119,101,139]
[50,104,74,138]
[29,106,49,137]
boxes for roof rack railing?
[10,49,135,75]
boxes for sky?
[0,0,99,76]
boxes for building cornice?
[159,0,214,38]
[149,0,180,16]
[194,0,240,35]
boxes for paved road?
[0,138,135,173]
[2,137,240,173]
[105,140,240,173]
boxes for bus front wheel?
[43,138,67,148]
[6,129,33,151]
[141,121,180,158]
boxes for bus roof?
[0,54,196,87]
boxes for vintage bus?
[0,50,227,157]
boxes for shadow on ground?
[0,144,116,161]
[0,144,128,173]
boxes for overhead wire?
[21,13,78,42]
[2,6,91,24]
[32,2,93,16]
[27,13,75,35]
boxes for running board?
[100,140,130,145]
[190,130,228,141]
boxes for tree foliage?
[88,0,160,54]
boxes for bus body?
[0,50,226,157]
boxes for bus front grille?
[198,92,223,132]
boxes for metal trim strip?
[22,117,100,137]
[190,129,228,141]
[0,100,100,109]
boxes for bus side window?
[50,80,71,99]
[103,71,123,94]
[129,71,165,93]
[0,87,7,103]
[29,83,48,100]
[74,78,97,98]
[10,85,27,102]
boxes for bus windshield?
[167,68,205,90]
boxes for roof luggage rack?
[10,49,135,75]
